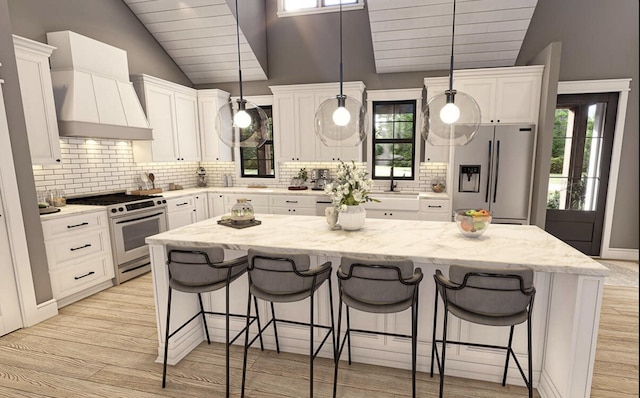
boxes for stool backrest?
[443,265,534,317]
[248,248,312,295]
[166,245,226,287]
[339,256,419,306]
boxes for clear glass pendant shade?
[314,95,368,147]
[421,90,481,146]
[216,99,269,148]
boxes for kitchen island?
[146,214,609,398]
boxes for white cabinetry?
[132,74,200,162]
[424,66,543,125]
[269,195,316,216]
[166,196,197,230]
[224,194,269,214]
[419,198,451,221]
[13,35,62,164]
[194,193,208,222]
[208,192,225,218]
[41,210,115,307]
[271,82,365,162]
[198,89,232,161]
[366,209,419,220]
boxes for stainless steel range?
[66,192,167,284]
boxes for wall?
[517,0,639,250]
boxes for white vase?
[339,205,366,231]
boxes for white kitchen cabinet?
[198,89,232,161]
[13,35,62,164]
[166,196,197,230]
[194,193,208,222]
[131,74,200,162]
[269,194,317,216]
[41,209,115,307]
[366,209,418,220]
[208,192,225,218]
[419,198,451,221]
[224,194,269,215]
[422,82,451,162]
[424,66,543,125]
[270,82,365,162]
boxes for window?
[240,106,275,178]
[371,100,416,180]
[279,0,363,17]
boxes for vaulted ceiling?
[124,0,538,85]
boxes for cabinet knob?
[56,159,61,162]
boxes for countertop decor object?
[314,0,367,147]
[421,0,481,146]
[217,218,261,229]
[431,181,445,193]
[215,0,268,149]
[338,204,366,231]
[325,161,378,212]
[454,209,491,237]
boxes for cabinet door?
[208,193,225,217]
[146,84,179,161]
[495,75,541,124]
[199,92,232,161]
[456,78,497,124]
[167,208,197,230]
[194,194,208,222]
[14,46,62,164]
[295,92,317,161]
[423,82,450,162]
[174,92,200,161]
[273,93,298,161]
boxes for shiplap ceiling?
[124,0,538,84]
[123,0,267,84]
[368,0,538,74]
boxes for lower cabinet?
[420,198,452,221]
[41,209,115,307]
[166,196,197,230]
[208,192,225,218]
[366,209,420,220]
[269,195,316,216]
[194,194,208,222]
[224,194,270,214]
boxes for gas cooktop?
[66,192,160,206]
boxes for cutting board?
[131,188,162,195]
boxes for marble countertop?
[159,187,449,200]
[147,214,609,276]
[39,204,106,220]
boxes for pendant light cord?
[339,0,344,98]
[448,0,457,92]
[236,0,243,101]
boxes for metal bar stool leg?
[430,286,438,377]
[241,290,252,398]
[528,317,533,398]
[346,306,352,365]
[328,278,336,358]
[253,296,264,350]
[271,302,280,353]
[502,325,515,386]
[333,297,343,398]
[412,293,419,398]
[198,293,211,344]
[439,311,448,398]
[225,285,230,397]
[162,287,173,388]
[309,293,315,397]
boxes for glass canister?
[49,189,66,207]
[231,199,254,222]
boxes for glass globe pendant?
[314,0,367,147]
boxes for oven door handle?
[115,212,165,224]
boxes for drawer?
[45,229,112,269]
[420,199,451,214]
[41,210,107,238]
[225,194,269,207]
[270,207,316,216]
[269,195,316,208]
[167,196,195,211]
[50,256,115,299]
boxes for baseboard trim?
[599,248,639,261]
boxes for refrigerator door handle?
[485,140,492,203]
[493,140,501,203]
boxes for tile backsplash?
[34,138,449,196]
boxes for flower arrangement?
[325,161,378,211]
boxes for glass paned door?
[545,93,618,256]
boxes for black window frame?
[371,100,417,181]
[240,105,275,179]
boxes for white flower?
[326,161,377,212]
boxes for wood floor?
[0,273,636,397]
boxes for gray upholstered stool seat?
[162,245,263,398]
[241,248,335,398]
[333,256,423,398]
[431,265,536,398]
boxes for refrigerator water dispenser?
[459,165,481,193]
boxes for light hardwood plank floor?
[0,273,636,397]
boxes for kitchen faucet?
[389,166,398,192]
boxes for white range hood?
[46,31,152,140]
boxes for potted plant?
[325,161,378,230]
[290,168,308,188]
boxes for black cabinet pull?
[285,200,298,203]
[428,205,443,208]
[74,271,95,280]
[176,202,189,206]
[70,244,92,251]
[67,222,89,229]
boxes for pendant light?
[421,0,481,146]
[314,0,367,147]
[216,0,269,148]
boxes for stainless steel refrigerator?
[453,124,536,224]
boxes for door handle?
[485,141,492,203]
[493,140,500,203]
[67,221,89,229]
[70,243,92,251]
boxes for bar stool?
[431,265,536,398]
[163,245,263,397]
[333,256,423,398]
[241,248,335,398]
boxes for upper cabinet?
[13,35,62,164]
[424,66,544,125]
[131,74,200,162]
[270,82,365,163]
[197,89,232,162]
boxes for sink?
[364,192,419,211]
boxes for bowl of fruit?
[454,209,492,238]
